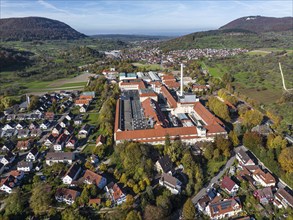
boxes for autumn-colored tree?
[229,130,239,147]
[120,173,127,185]
[144,205,165,220]
[182,198,196,220]
[278,147,293,173]
[207,97,231,122]
[241,110,263,128]
[125,210,142,220]
[243,132,263,150]
[29,184,53,216]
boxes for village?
[0,64,292,220]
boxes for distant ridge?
[0,17,87,41]
[159,16,293,50]
[219,16,293,33]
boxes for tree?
[165,134,171,147]
[229,130,239,147]
[156,195,172,216]
[241,110,263,128]
[207,97,231,122]
[182,198,196,220]
[243,132,263,150]
[120,173,127,185]
[29,183,53,216]
[125,210,142,220]
[144,205,165,220]
[61,208,86,220]
[278,147,293,173]
[4,188,25,217]
[79,187,90,205]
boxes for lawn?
[238,88,283,105]
[82,144,96,155]
[207,160,227,177]
[203,62,226,78]
[132,62,162,71]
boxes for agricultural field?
[132,62,162,71]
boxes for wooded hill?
[159,16,293,51]
[0,17,86,41]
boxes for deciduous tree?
[182,198,196,220]
[278,147,293,173]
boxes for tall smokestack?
[180,63,184,96]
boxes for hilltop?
[159,16,293,51]
[0,17,87,41]
[220,16,293,33]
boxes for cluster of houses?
[52,158,126,206]
[196,148,293,219]
[74,91,95,113]
[155,155,182,195]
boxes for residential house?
[29,121,39,130]
[16,140,32,151]
[52,124,63,137]
[0,163,5,175]
[17,129,30,139]
[64,126,74,136]
[53,133,69,151]
[17,161,33,172]
[206,197,242,220]
[59,118,69,128]
[90,154,99,164]
[78,124,91,139]
[274,188,293,209]
[0,175,17,194]
[197,188,219,212]
[82,169,107,189]
[30,128,42,137]
[3,122,16,131]
[44,134,57,147]
[65,112,74,121]
[0,152,16,166]
[45,112,55,121]
[26,147,39,162]
[1,129,17,138]
[40,120,50,130]
[96,135,106,147]
[75,99,91,107]
[89,198,101,206]
[9,170,24,181]
[55,188,80,205]
[46,152,75,166]
[62,163,81,185]
[253,187,274,204]
[105,182,126,205]
[66,135,78,149]
[74,115,83,125]
[79,104,88,113]
[1,141,15,152]
[221,176,239,195]
[155,155,173,174]
[252,168,276,187]
[15,121,27,130]
[236,149,255,167]
[159,173,182,194]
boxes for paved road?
[192,147,240,204]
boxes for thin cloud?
[37,0,69,14]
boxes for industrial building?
[114,65,227,145]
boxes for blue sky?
[1,0,292,35]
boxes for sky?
[0,0,292,36]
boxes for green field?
[132,62,162,71]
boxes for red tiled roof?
[161,85,177,108]
[162,75,176,82]
[164,81,180,90]
[253,168,276,185]
[119,79,146,89]
[141,98,167,127]
[221,176,237,191]
[193,102,224,126]
[89,198,101,205]
[83,170,103,186]
[75,99,90,105]
[79,95,93,100]
[112,184,124,201]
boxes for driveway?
[192,146,240,204]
